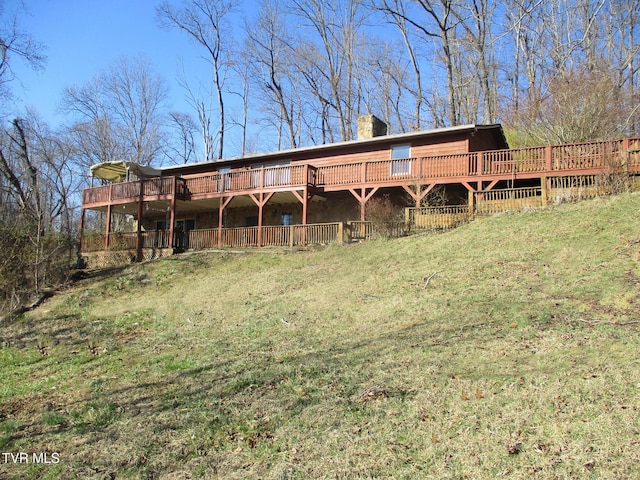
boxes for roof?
[160,124,507,174]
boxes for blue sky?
[9,0,218,124]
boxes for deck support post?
[402,184,435,208]
[136,179,144,261]
[168,176,177,252]
[249,192,274,247]
[349,187,378,221]
[541,175,549,206]
[218,196,233,248]
[292,188,313,246]
[291,188,313,226]
[78,208,86,260]
[104,204,112,250]
[462,182,476,219]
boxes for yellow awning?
[90,161,161,182]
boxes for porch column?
[348,187,378,222]
[217,196,233,248]
[104,204,112,250]
[292,188,311,225]
[541,175,549,206]
[78,208,86,256]
[168,176,177,251]
[257,201,264,247]
[136,179,144,261]
[402,184,435,208]
[462,181,476,219]
[218,196,225,248]
[249,192,274,248]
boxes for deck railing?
[82,177,186,205]
[84,222,352,252]
[82,137,640,208]
[407,205,471,230]
[314,137,640,187]
[474,187,544,215]
[183,165,314,196]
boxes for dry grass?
[1,193,640,479]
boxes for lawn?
[1,193,639,479]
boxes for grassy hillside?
[1,193,639,479]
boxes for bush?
[0,221,74,313]
[365,194,407,238]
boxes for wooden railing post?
[546,145,553,171]
[168,176,177,251]
[477,152,484,176]
[540,176,549,206]
[337,221,344,244]
[104,204,112,250]
[78,208,86,260]
[136,179,144,260]
[622,138,630,172]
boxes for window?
[217,167,231,191]
[390,144,412,176]
[253,160,291,187]
[281,213,293,226]
[244,216,259,227]
[175,219,195,232]
[391,144,411,159]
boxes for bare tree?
[0,1,46,106]
[167,111,198,164]
[157,0,239,160]
[452,0,497,123]
[61,56,169,168]
[290,0,367,141]
[0,115,75,307]
[373,0,424,130]
[245,0,299,149]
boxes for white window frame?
[390,144,412,175]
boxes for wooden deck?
[81,137,640,209]
[79,136,640,264]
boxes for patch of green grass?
[1,193,640,479]
[70,398,121,433]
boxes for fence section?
[474,187,544,215]
[407,205,470,230]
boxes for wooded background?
[1,0,638,310]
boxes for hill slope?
[1,193,640,479]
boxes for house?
[79,115,640,267]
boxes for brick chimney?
[357,114,388,139]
